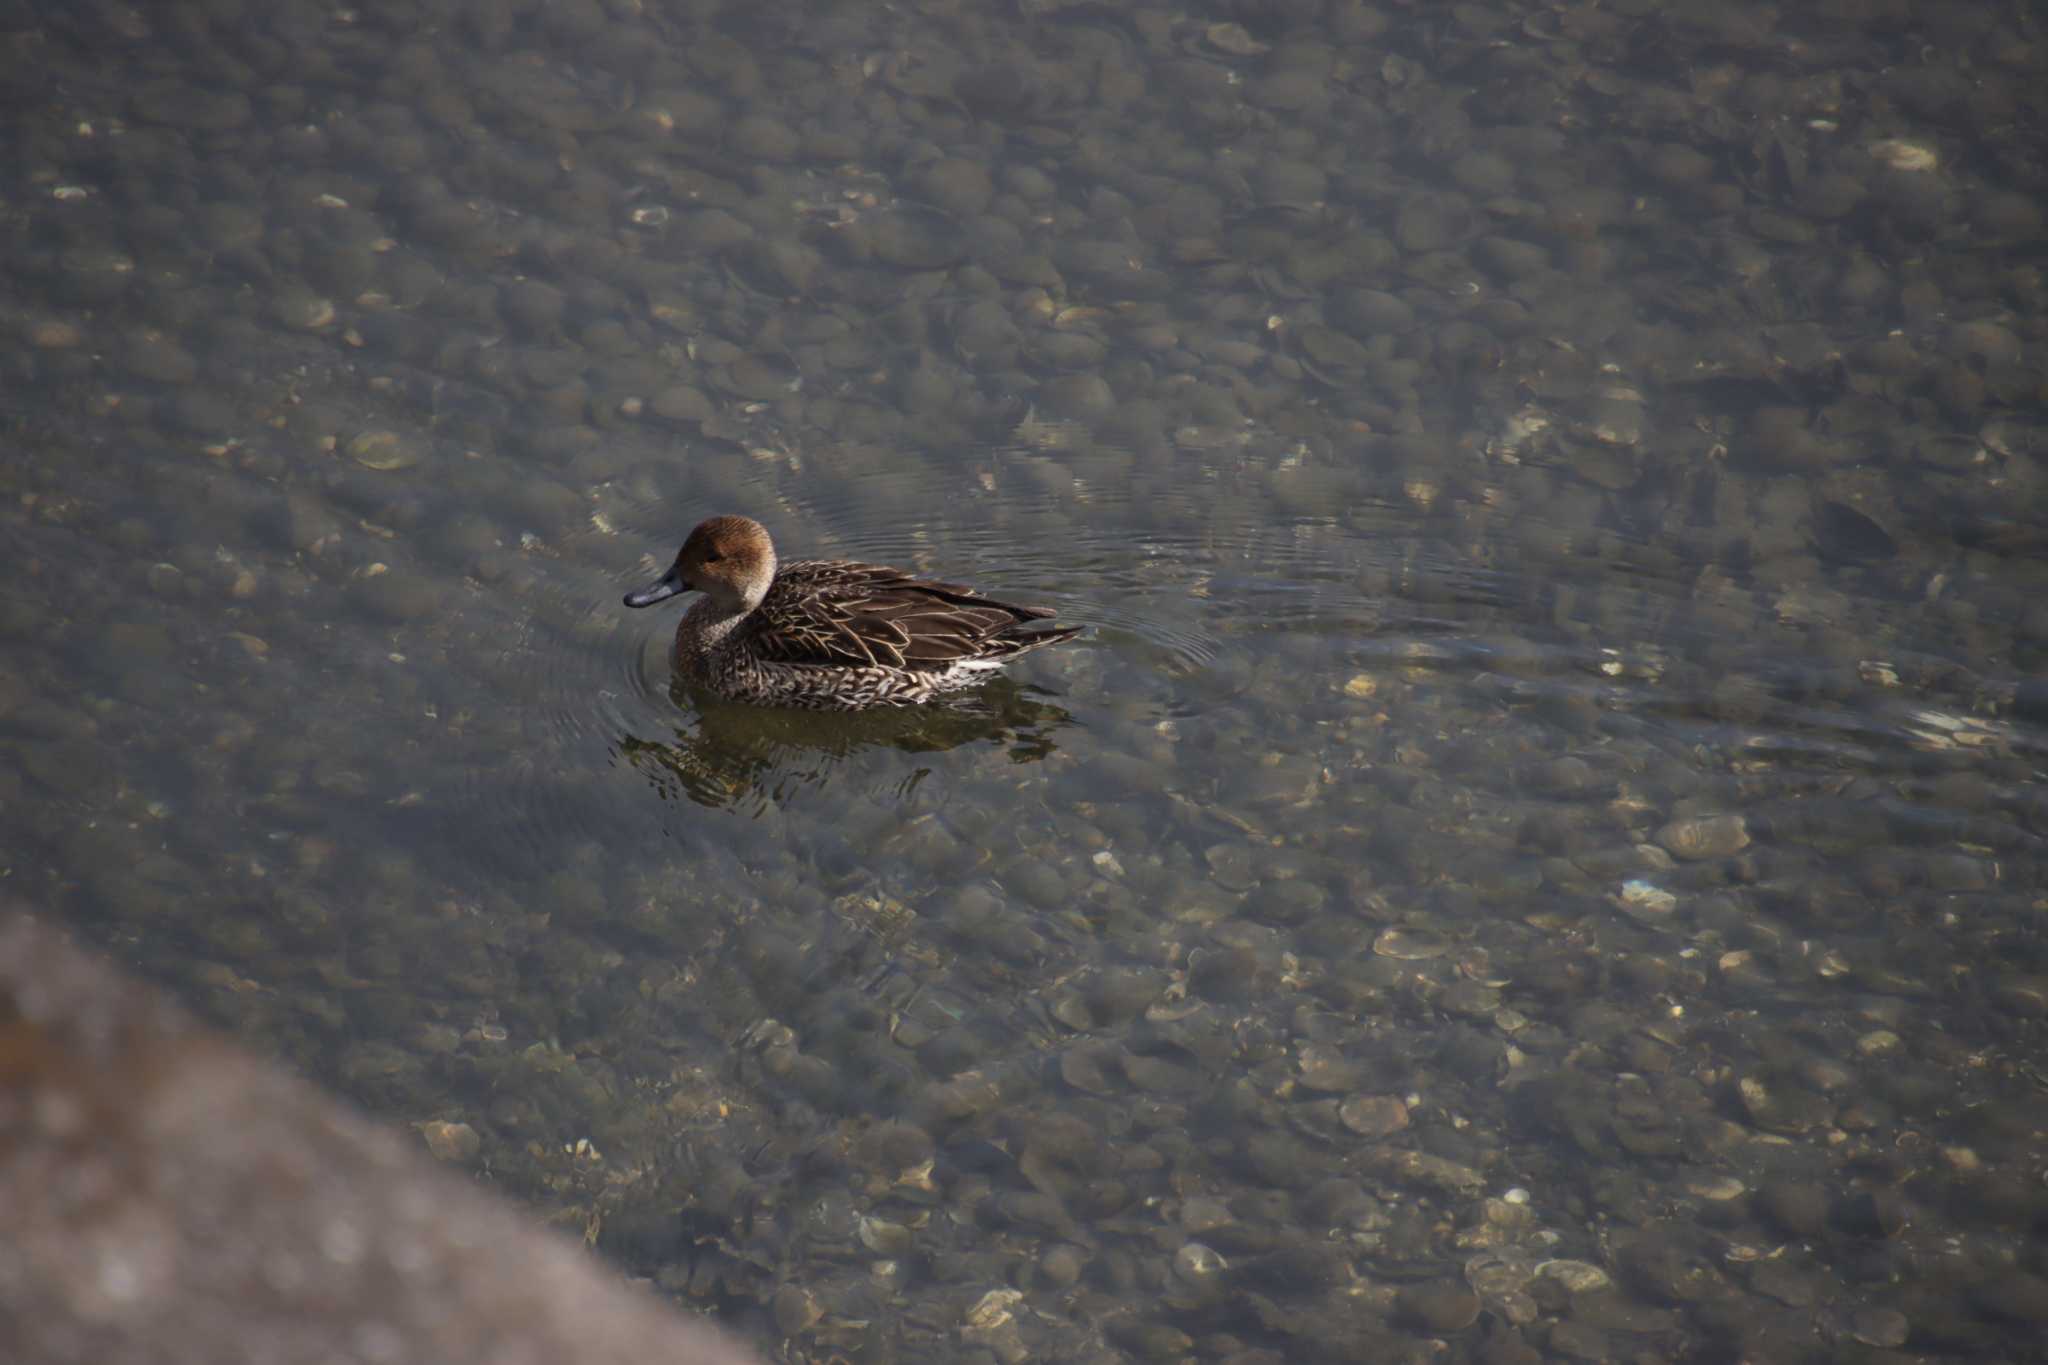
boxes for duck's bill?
[623,566,689,608]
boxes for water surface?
[3,1,2045,1359]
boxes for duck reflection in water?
[613,675,1073,813]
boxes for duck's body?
[626,516,1081,710]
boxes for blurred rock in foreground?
[0,911,760,1365]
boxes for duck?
[623,515,1083,709]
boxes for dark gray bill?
[623,565,689,608]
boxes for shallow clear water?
[4,1,2047,1359]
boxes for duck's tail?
[992,623,1085,658]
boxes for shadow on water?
[613,677,1075,815]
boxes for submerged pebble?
[1655,814,1750,861]
[348,430,426,471]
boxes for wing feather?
[742,560,1063,671]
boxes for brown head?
[623,515,778,614]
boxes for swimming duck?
[624,515,1083,709]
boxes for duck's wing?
[743,560,1062,671]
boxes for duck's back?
[744,560,1065,673]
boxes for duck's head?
[624,515,777,613]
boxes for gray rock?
[0,912,761,1365]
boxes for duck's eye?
[703,551,724,564]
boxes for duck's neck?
[679,597,750,654]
